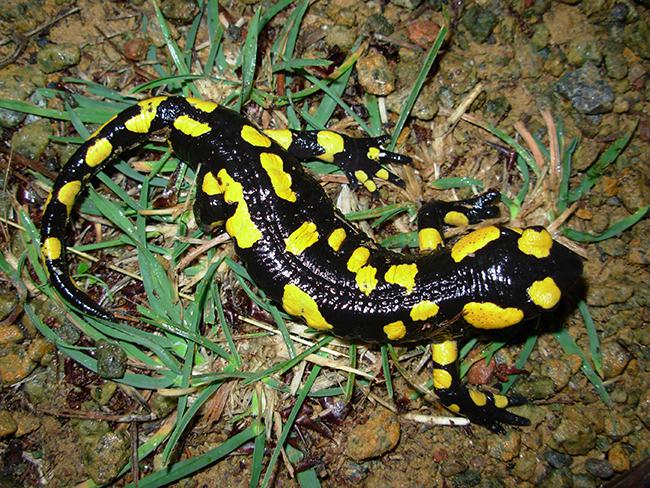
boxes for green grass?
[0,0,647,486]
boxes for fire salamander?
[40,96,583,431]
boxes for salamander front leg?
[431,340,530,433]
[194,166,228,232]
[264,129,410,192]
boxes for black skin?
[40,96,583,431]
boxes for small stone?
[538,359,572,392]
[566,36,602,66]
[544,449,573,468]
[452,469,481,487]
[407,20,441,48]
[160,0,198,23]
[573,473,599,488]
[389,0,422,9]
[365,14,394,36]
[604,44,628,80]
[345,408,400,461]
[462,5,497,43]
[325,25,356,52]
[95,340,127,379]
[601,341,631,379]
[607,443,631,472]
[356,52,395,96]
[13,412,40,437]
[124,38,148,62]
[0,325,23,344]
[623,19,650,59]
[82,430,131,484]
[585,458,614,479]
[0,410,17,437]
[37,44,80,74]
[552,407,596,455]
[487,431,521,462]
[0,348,35,385]
[530,24,550,50]
[539,468,573,488]
[11,119,53,160]
[514,375,555,400]
[616,167,650,214]
[556,63,614,115]
[440,459,468,477]
[514,451,537,480]
[27,337,54,363]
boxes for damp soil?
[0,0,648,487]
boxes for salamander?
[40,96,583,431]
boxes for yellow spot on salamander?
[57,181,82,214]
[42,237,62,261]
[347,247,370,273]
[518,228,553,258]
[85,138,113,168]
[410,300,439,321]
[469,389,487,407]
[264,129,293,150]
[316,131,344,162]
[218,169,262,248]
[282,284,333,331]
[433,369,452,389]
[462,302,524,329]
[241,125,271,147]
[327,228,347,252]
[384,263,418,293]
[202,171,223,196]
[124,97,167,133]
[448,403,461,413]
[285,221,319,255]
[451,226,501,263]
[494,394,508,409]
[444,211,469,227]
[173,115,212,137]
[375,168,389,180]
[527,277,561,309]
[186,97,218,112]
[354,170,377,192]
[431,340,458,366]
[355,265,378,296]
[367,147,381,161]
[383,320,406,341]
[418,227,443,251]
[260,152,296,202]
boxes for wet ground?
[0,0,648,486]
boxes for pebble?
[0,347,36,385]
[556,63,615,115]
[160,0,198,23]
[356,52,395,96]
[623,19,650,59]
[365,14,394,36]
[462,5,497,43]
[96,340,127,379]
[36,44,81,74]
[543,449,573,468]
[0,410,17,437]
[552,407,597,455]
[83,430,131,484]
[566,35,603,66]
[345,408,400,461]
[407,20,441,48]
[487,431,521,462]
[124,38,149,62]
[601,341,632,379]
[607,443,631,472]
[10,119,52,160]
[585,457,614,479]
[325,25,356,52]
[386,84,438,120]
[538,359,572,392]
[0,325,24,345]
[13,412,40,437]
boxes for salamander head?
[450,226,583,331]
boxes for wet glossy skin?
[40,96,583,431]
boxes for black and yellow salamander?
[40,96,583,431]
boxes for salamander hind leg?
[432,340,529,433]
